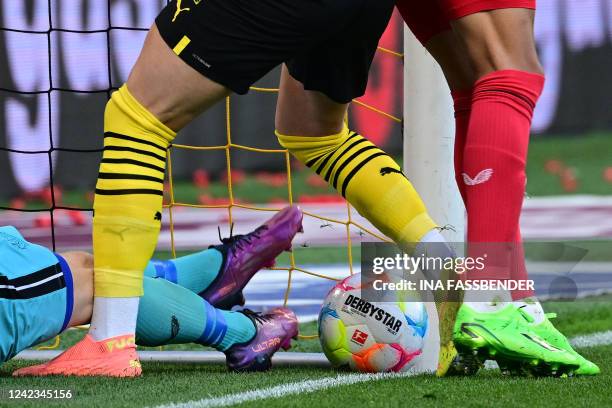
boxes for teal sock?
[136,277,255,351]
[143,248,223,293]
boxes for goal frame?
[403,26,466,373]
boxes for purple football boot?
[201,205,303,310]
[225,308,299,372]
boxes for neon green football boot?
[452,303,580,377]
[517,306,600,376]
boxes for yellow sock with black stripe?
[93,85,176,298]
[277,125,437,250]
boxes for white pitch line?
[571,330,612,348]
[151,329,612,408]
[151,372,415,408]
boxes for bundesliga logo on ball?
[318,273,428,373]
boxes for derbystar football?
[318,273,428,372]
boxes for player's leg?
[145,206,303,309]
[11,250,296,374]
[441,6,542,294]
[75,24,229,378]
[275,2,429,247]
[449,10,542,304]
[402,3,538,295]
[415,16,534,309]
[136,280,254,349]
[421,35,527,376]
[276,62,467,374]
[276,66,462,271]
[136,277,298,372]
[401,0,535,303]
[276,2,464,377]
[398,0,588,376]
[437,3,595,375]
[276,73,449,256]
[91,22,228,342]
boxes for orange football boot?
[13,334,142,377]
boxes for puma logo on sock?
[462,169,493,186]
[380,167,407,179]
[154,212,162,221]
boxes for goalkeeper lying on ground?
[1,206,302,376]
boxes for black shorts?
[155,0,394,104]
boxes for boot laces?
[242,309,273,324]
[216,223,268,255]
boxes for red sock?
[462,70,545,283]
[451,89,473,204]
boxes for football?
[318,273,428,373]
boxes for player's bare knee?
[275,113,346,138]
[276,67,347,137]
[125,25,229,131]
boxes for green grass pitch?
[2,296,611,408]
